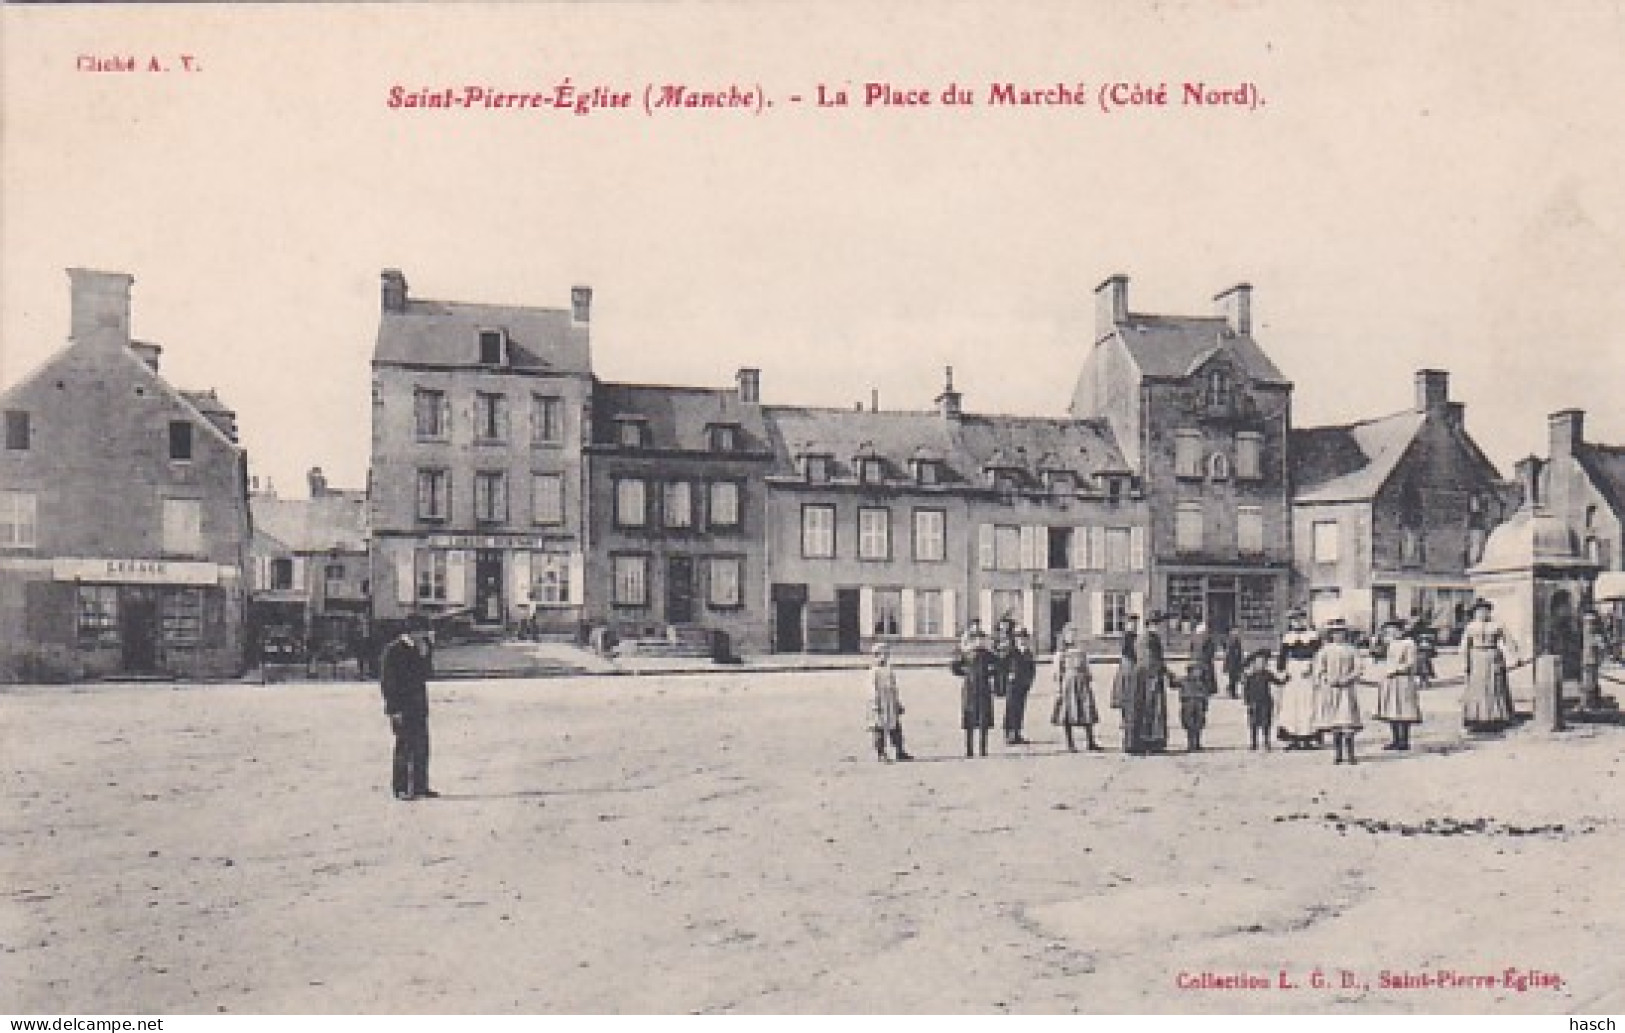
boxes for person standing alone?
[380,618,436,801]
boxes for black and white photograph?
[2,0,1623,1018]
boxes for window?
[531,395,563,445]
[1238,576,1277,633]
[1236,432,1263,480]
[270,557,294,590]
[858,508,890,560]
[710,425,739,452]
[414,389,449,440]
[416,469,450,521]
[1175,502,1204,553]
[860,458,886,484]
[416,550,448,601]
[617,420,644,448]
[915,589,944,637]
[478,329,506,365]
[802,505,836,558]
[1047,471,1074,497]
[1208,452,1230,481]
[474,393,508,443]
[324,563,345,591]
[804,455,830,483]
[5,410,29,451]
[532,473,564,526]
[615,478,647,527]
[474,472,508,523]
[612,554,649,606]
[709,481,741,529]
[1048,527,1073,570]
[531,554,571,605]
[663,481,693,529]
[708,556,742,608]
[162,589,203,644]
[991,589,1022,625]
[1206,368,1232,408]
[168,421,193,462]
[163,499,203,555]
[1168,574,1206,628]
[1238,506,1264,555]
[0,491,37,548]
[1103,590,1131,636]
[914,460,939,486]
[1312,520,1340,564]
[994,525,1021,571]
[872,588,902,636]
[913,509,946,562]
[1174,430,1203,478]
[77,586,118,643]
[1105,527,1133,571]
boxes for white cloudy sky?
[3,1,1623,494]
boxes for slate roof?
[373,298,590,374]
[1110,314,1288,385]
[762,406,1132,486]
[250,489,368,554]
[1577,443,1625,517]
[590,382,772,453]
[1290,410,1425,504]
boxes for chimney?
[571,286,593,326]
[308,466,328,498]
[130,341,162,372]
[1548,409,1584,459]
[1094,274,1129,339]
[736,367,761,404]
[68,268,134,348]
[871,388,880,413]
[1214,283,1253,336]
[1414,369,1450,415]
[1514,456,1544,510]
[935,366,963,420]
[1445,401,1465,430]
[381,269,408,313]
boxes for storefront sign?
[426,533,571,551]
[53,557,222,586]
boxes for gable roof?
[250,489,368,554]
[591,381,771,452]
[373,297,590,374]
[1110,314,1288,386]
[1577,443,1625,517]
[1291,410,1425,504]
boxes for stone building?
[584,371,773,654]
[763,370,1149,655]
[1531,409,1625,576]
[367,271,592,636]
[1290,370,1509,637]
[1070,275,1292,645]
[248,467,370,657]
[0,269,251,680]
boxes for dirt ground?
[3,657,1622,1015]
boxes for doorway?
[120,589,160,674]
[1049,591,1072,651]
[474,550,504,624]
[667,556,695,625]
[836,588,862,653]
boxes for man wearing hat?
[1580,610,1608,711]
[379,616,437,800]
[1460,599,1517,731]
[1003,628,1038,746]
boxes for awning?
[1595,571,1625,601]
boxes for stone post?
[1533,654,1565,732]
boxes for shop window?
[162,589,203,644]
[77,585,119,644]
[531,554,571,605]
[416,550,448,601]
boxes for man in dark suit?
[380,618,436,801]
[1003,629,1038,745]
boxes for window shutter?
[1130,526,1146,571]
[511,551,533,606]
[1130,591,1144,624]
[446,550,468,605]
[254,556,270,591]
[395,550,415,605]
[942,588,958,636]
[859,586,875,637]
[1071,527,1090,570]
[979,589,994,629]
[568,552,585,607]
[1020,526,1041,570]
[978,523,995,570]
[290,556,306,590]
[1021,589,1037,635]
[1090,591,1105,637]
[1089,526,1106,570]
[901,588,917,638]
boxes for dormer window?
[913,460,940,486]
[616,418,646,449]
[1045,470,1074,497]
[478,329,508,366]
[709,424,739,453]
[1106,476,1125,502]
[1206,368,1232,408]
[803,455,830,483]
[860,458,886,485]
[986,469,1019,493]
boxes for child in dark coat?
[1178,661,1211,752]
[1242,649,1287,751]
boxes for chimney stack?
[381,269,408,313]
[1548,409,1584,459]
[1514,456,1544,511]
[308,466,329,498]
[571,286,593,326]
[68,268,134,348]
[935,366,963,420]
[871,388,880,413]
[1214,283,1253,336]
[1094,274,1129,339]
[1414,369,1450,415]
[736,367,761,404]
[130,341,162,372]
[1445,401,1465,430]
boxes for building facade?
[763,371,1150,656]
[583,371,773,653]
[1290,370,1509,637]
[1070,276,1292,646]
[367,270,592,636]
[248,467,371,657]
[1535,408,1625,576]
[0,269,251,681]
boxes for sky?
[4,1,1623,496]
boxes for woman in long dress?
[1461,599,1518,731]
[1275,611,1323,749]
[1312,619,1364,765]
[1051,624,1102,752]
[867,643,912,762]
[1374,627,1423,751]
[1109,614,1139,710]
[1122,612,1169,755]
